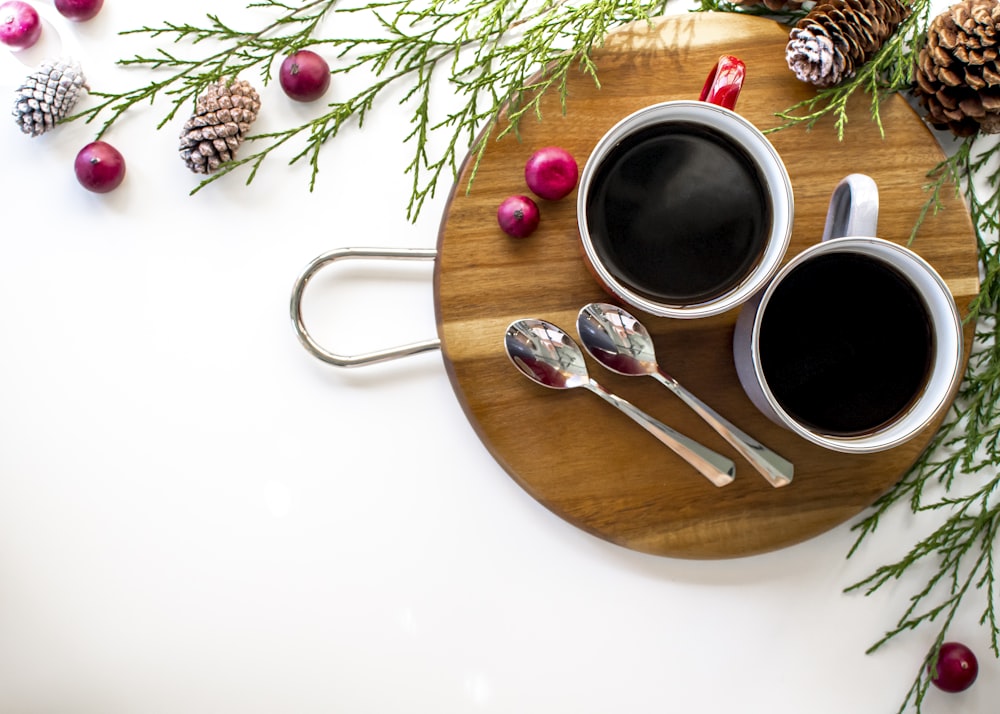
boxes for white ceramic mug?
[576,55,794,319]
[733,174,964,453]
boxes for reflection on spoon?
[577,303,793,488]
[504,318,736,487]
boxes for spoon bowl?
[577,303,794,488]
[505,319,590,389]
[576,307,658,377]
[504,318,735,487]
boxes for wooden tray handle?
[290,247,441,368]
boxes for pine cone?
[11,58,87,137]
[786,0,912,87]
[178,77,261,175]
[913,0,1000,136]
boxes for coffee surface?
[585,122,770,304]
[759,252,933,436]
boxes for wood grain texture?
[432,13,980,559]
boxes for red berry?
[54,0,104,21]
[524,146,578,201]
[0,1,41,50]
[497,195,540,238]
[279,50,331,102]
[930,642,979,693]
[74,141,126,193]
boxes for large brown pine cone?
[913,0,1000,136]
[178,77,261,174]
[786,0,912,87]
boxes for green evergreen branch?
[844,134,1000,712]
[72,0,339,134]
[705,6,1000,710]
[69,0,669,215]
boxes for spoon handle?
[652,372,793,488]
[584,380,735,487]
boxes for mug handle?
[821,173,880,241]
[698,55,745,110]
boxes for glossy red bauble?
[54,0,104,21]
[74,141,126,193]
[497,195,540,238]
[279,50,331,102]
[524,146,578,201]
[930,641,979,693]
[0,1,41,50]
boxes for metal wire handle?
[290,247,441,368]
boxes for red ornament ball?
[0,1,41,50]
[930,641,979,693]
[279,50,331,102]
[524,146,578,201]
[74,141,126,193]
[497,195,540,238]
[54,0,103,21]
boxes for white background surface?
[0,1,995,712]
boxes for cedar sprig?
[74,0,335,134]
[691,6,1000,705]
[68,0,672,218]
[700,3,1000,706]
[845,134,1000,713]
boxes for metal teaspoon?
[577,303,794,488]
[504,318,736,487]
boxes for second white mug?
[733,174,964,453]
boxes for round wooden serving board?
[433,12,980,559]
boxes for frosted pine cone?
[178,77,261,174]
[913,0,1000,136]
[12,58,87,137]
[786,0,911,87]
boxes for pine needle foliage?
[696,2,1000,711]
[844,134,1000,714]
[73,0,670,218]
[702,0,1000,714]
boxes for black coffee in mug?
[758,252,934,436]
[584,122,771,304]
